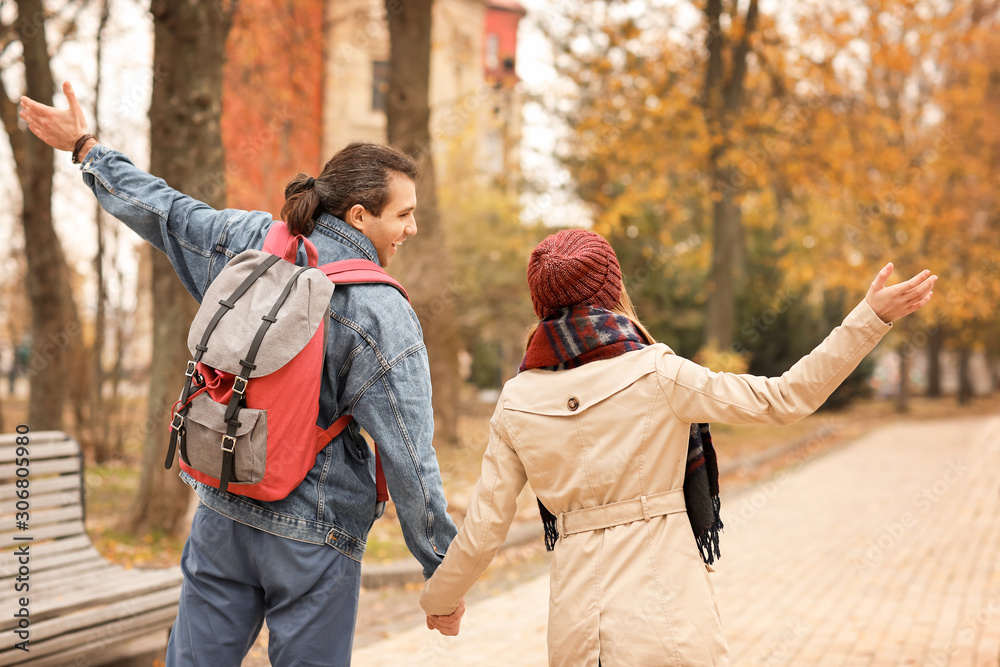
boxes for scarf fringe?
[695,495,724,565]
[539,499,559,552]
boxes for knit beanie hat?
[527,229,623,319]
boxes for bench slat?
[0,519,86,546]
[0,567,183,632]
[0,607,178,666]
[0,490,83,515]
[0,475,80,503]
[0,432,72,449]
[0,546,104,581]
[0,458,81,482]
[0,544,104,580]
[0,505,82,530]
[4,587,181,649]
[1,533,91,558]
[17,561,119,595]
[0,441,80,465]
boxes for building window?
[485,33,499,69]
[372,60,389,112]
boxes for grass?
[82,461,187,568]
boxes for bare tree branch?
[726,0,759,109]
[703,0,724,106]
[0,64,26,172]
[0,0,16,57]
[751,43,786,99]
[51,0,93,53]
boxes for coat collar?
[313,212,381,266]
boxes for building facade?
[323,0,525,188]
[222,0,524,213]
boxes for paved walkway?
[351,414,1000,666]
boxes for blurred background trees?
[549,0,1000,405]
[1,0,86,432]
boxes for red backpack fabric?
[165,221,404,502]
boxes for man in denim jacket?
[20,83,460,664]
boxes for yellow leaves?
[693,342,750,374]
[553,0,999,346]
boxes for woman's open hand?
[19,81,88,152]
[865,263,937,324]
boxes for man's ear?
[345,203,365,231]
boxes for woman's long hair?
[280,142,419,236]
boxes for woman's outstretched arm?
[658,264,936,426]
[19,82,271,301]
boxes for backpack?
[164,221,406,502]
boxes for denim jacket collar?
[313,213,381,266]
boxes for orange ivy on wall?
[222,0,325,216]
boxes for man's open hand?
[19,81,89,152]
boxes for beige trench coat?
[421,299,891,666]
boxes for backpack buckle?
[170,413,184,431]
[232,376,248,396]
[221,435,237,453]
[185,360,198,377]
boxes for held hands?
[865,263,937,324]
[425,597,465,637]
[19,81,89,152]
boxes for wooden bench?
[0,432,183,666]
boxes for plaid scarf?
[520,306,724,565]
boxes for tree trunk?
[989,352,999,393]
[131,0,233,535]
[0,0,85,432]
[109,222,128,455]
[701,0,758,350]
[705,172,742,349]
[896,341,911,413]
[87,0,113,463]
[926,326,944,398]
[957,347,974,405]
[384,0,460,447]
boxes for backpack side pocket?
[182,393,268,485]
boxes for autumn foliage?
[548,0,1000,397]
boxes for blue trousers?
[166,504,362,666]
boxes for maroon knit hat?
[527,229,623,319]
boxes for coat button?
[567,397,580,411]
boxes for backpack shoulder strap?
[317,416,388,503]
[263,220,319,267]
[315,258,408,505]
[319,259,409,302]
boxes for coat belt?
[557,488,687,536]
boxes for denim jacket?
[81,145,456,577]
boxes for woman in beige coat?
[421,230,936,665]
